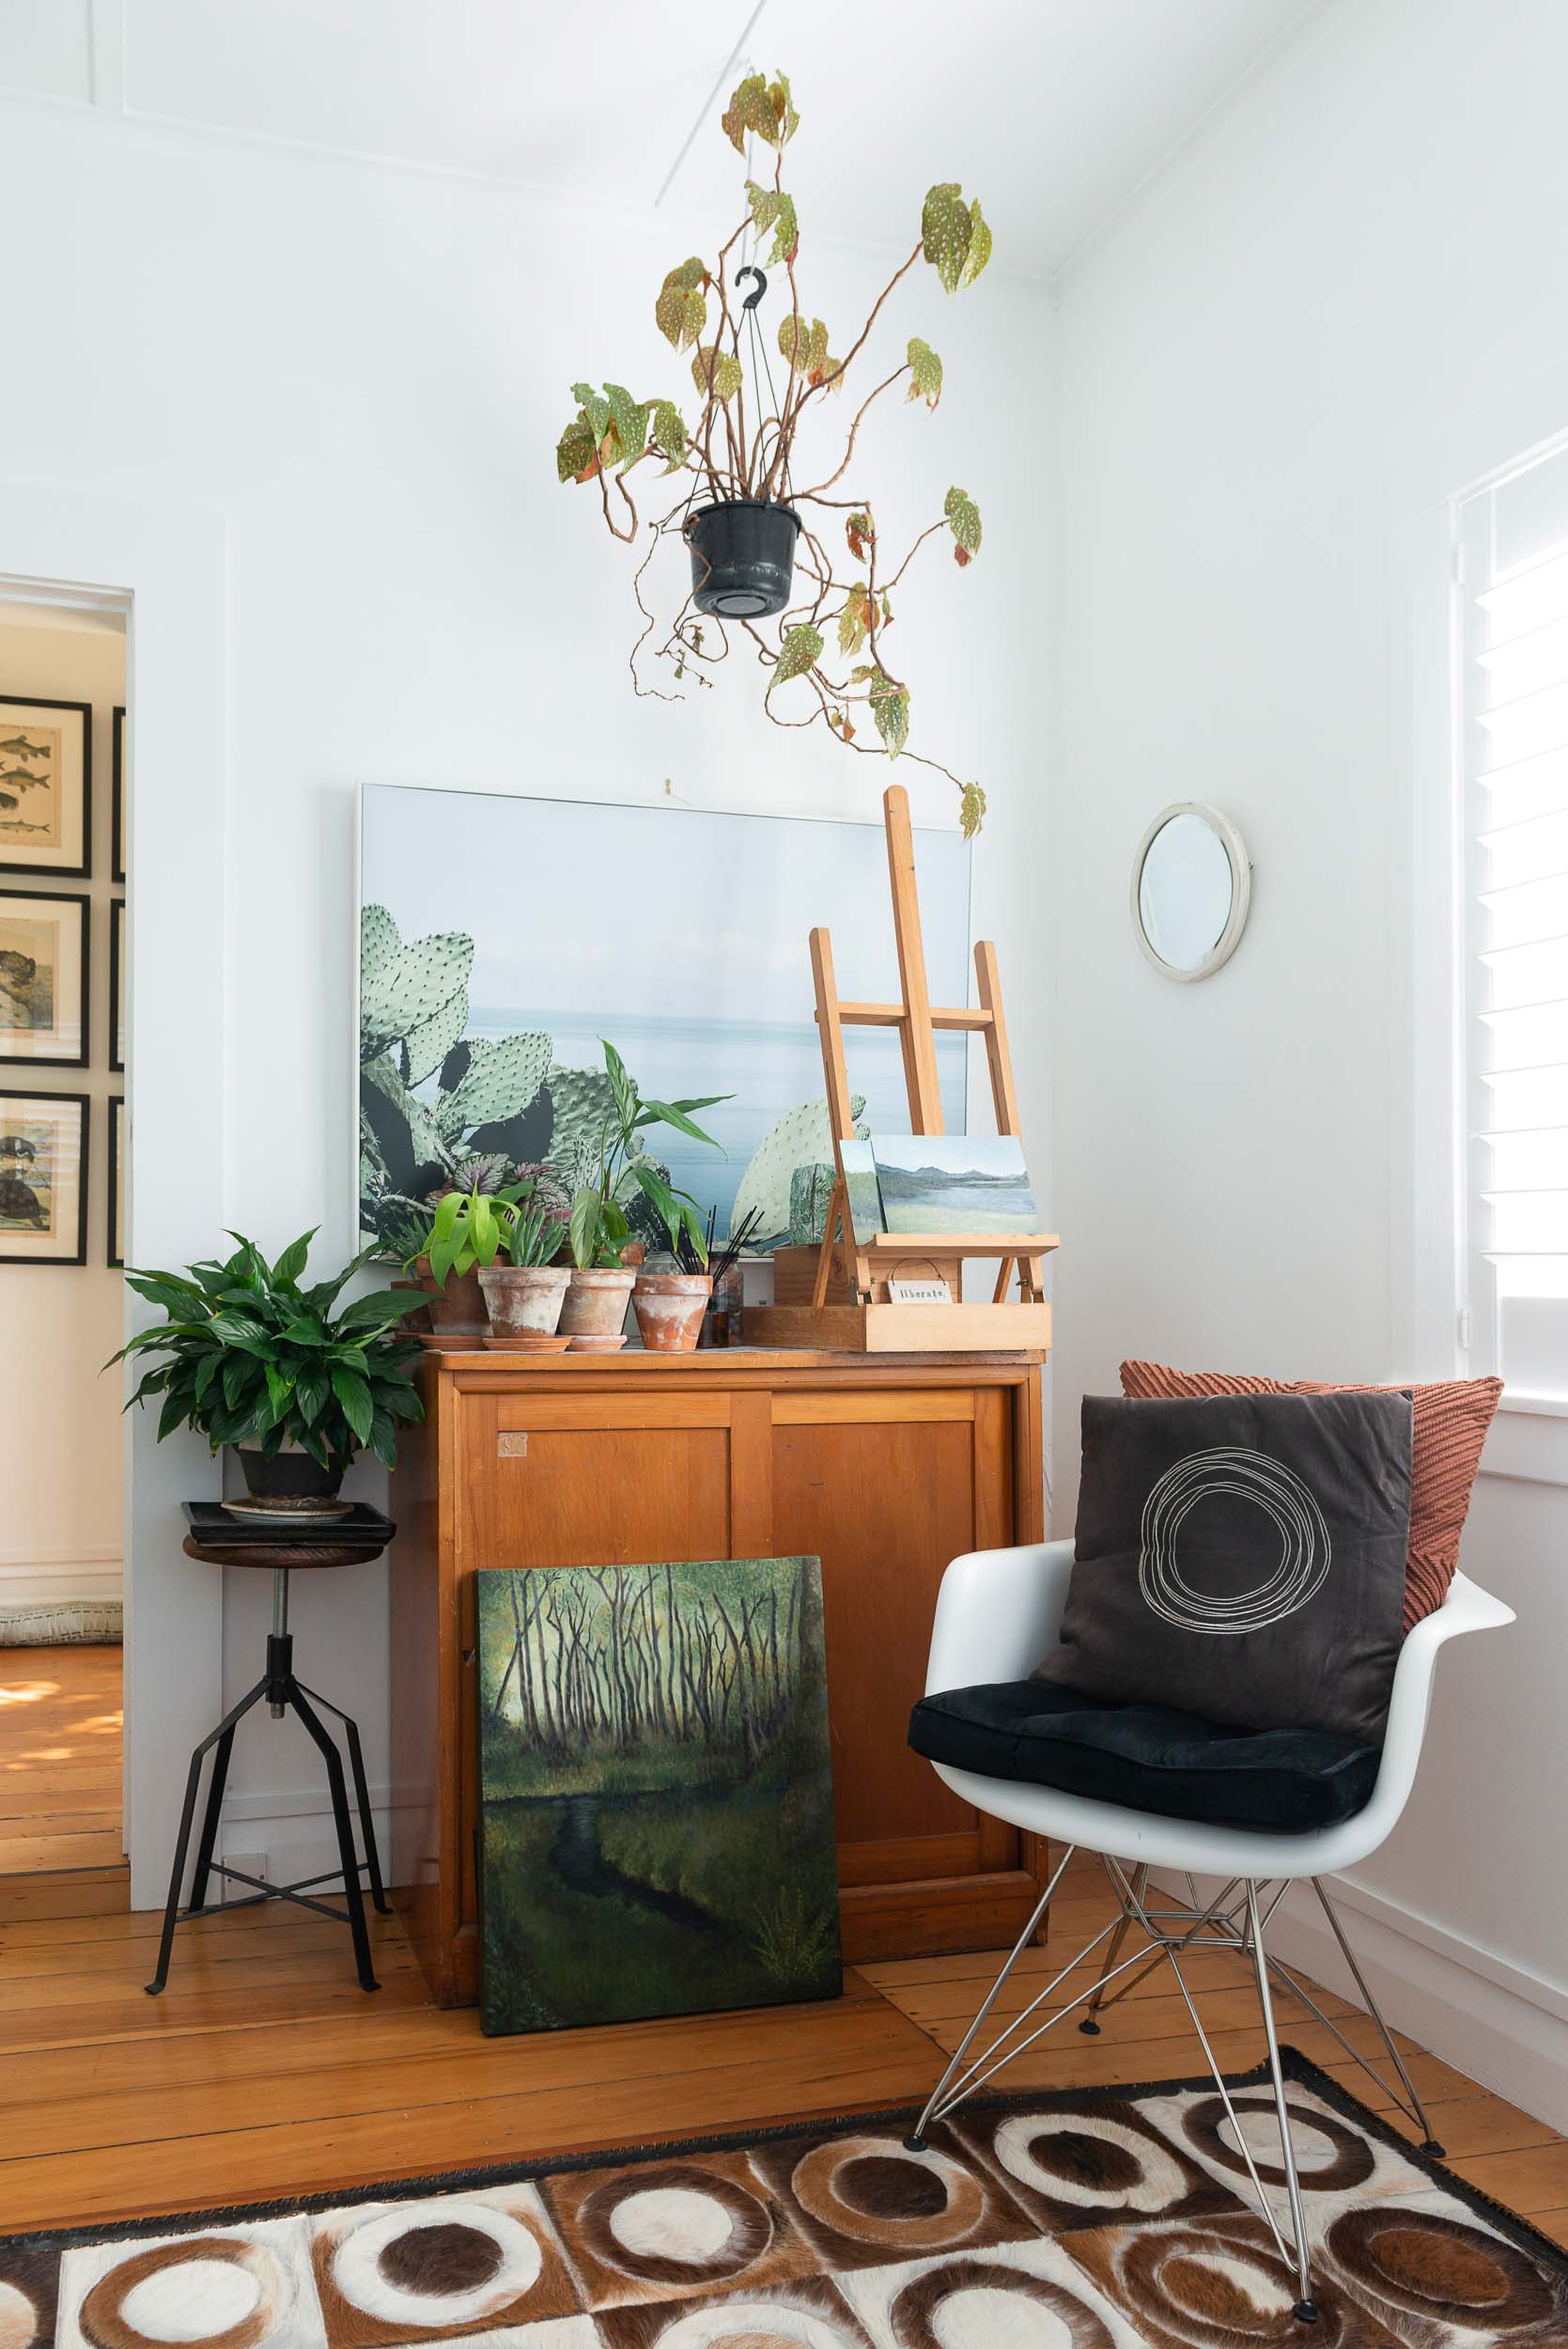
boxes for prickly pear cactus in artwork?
[541,1064,616,1196]
[728,1095,867,1250]
[436,1034,553,1142]
[789,1161,837,1246]
[360,910,473,1060]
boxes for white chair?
[904,1537,1514,2326]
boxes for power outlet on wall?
[219,1848,268,1903]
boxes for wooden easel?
[745,785,1057,1354]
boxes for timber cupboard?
[390,1346,1047,2007]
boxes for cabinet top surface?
[424,1346,1046,1375]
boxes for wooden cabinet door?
[459,1391,740,1571]
[769,1385,1026,1955]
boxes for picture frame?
[0,693,92,879]
[0,1089,89,1265]
[110,897,125,1073]
[0,888,89,1067]
[112,705,127,884]
[108,1096,125,1268]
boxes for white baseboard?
[0,1546,122,1605]
[1155,1867,1568,2136]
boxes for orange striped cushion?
[1119,1361,1502,1633]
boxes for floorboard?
[0,1644,125,1887]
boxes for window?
[1456,438,1568,1398]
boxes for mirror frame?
[1130,800,1251,983]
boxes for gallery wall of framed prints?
[0,649,126,1271]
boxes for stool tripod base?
[145,1613,388,1998]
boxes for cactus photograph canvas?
[358,783,970,1252]
[475,1556,840,2034]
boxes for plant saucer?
[221,1497,356,1522]
[481,1333,572,1353]
[564,1333,629,1353]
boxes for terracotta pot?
[478,1264,570,1341]
[559,1266,636,1345]
[632,1270,711,1354]
[412,1256,488,1340]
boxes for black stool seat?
[908,1679,1379,1834]
[144,1504,396,1998]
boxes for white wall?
[0,100,1054,1896]
[1053,0,1568,2121]
[0,612,125,1607]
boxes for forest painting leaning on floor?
[475,1556,841,2034]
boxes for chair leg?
[1311,1877,1444,2156]
[288,1684,380,1992]
[187,1727,235,1914]
[1246,1879,1318,2326]
[297,1679,390,1917]
[904,1843,1078,2150]
[1079,1860,1146,2033]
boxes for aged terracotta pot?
[632,1270,711,1354]
[412,1256,488,1343]
[478,1264,570,1342]
[559,1266,636,1346]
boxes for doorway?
[0,598,129,1905]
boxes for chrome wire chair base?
[904,1850,1441,2326]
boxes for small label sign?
[887,1275,954,1306]
[498,1431,529,1456]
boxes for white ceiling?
[0,0,1314,275]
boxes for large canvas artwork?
[476,1557,841,2035]
[357,786,970,1254]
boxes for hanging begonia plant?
[555,69,992,837]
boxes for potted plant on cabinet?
[562,1041,729,1351]
[477,1174,573,1350]
[402,1180,523,1345]
[555,68,992,838]
[111,1229,424,1507]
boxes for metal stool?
[145,1503,396,1997]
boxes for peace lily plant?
[556,68,992,837]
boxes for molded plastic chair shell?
[923,1538,1514,1881]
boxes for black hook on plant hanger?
[737,266,768,311]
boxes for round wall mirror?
[1131,802,1251,982]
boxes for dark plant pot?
[235,1446,346,1501]
[687,500,801,618]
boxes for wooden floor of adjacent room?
[1,1834,1566,2245]
[0,1642,126,1882]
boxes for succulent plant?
[359,906,552,1245]
[729,1095,867,1250]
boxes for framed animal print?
[0,694,91,879]
[0,1091,88,1265]
[108,1096,125,1267]
[0,889,88,1066]
[110,898,125,1073]
[112,706,128,884]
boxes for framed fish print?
[0,694,91,879]
[110,898,125,1073]
[0,889,88,1066]
[0,1090,88,1265]
[112,705,128,883]
[108,1096,125,1267]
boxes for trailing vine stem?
[555,67,991,835]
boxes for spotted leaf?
[772,622,823,685]
[907,337,943,409]
[656,257,708,351]
[603,383,648,472]
[846,510,873,564]
[691,347,743,404]
[650,399,688,472]
[746,180,799,267]
[922,183,990,294]
[871,676,910,757]
[556,415,598,484]
[722,70,799,153]
[945,486,982,560]
[959,782,987,838]
[571,382,611,443]
[837,593,873,657]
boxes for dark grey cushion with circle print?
[1036,1392,1414,1744]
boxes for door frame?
[1,478,227,1906]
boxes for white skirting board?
[1152,1868,1568,2136]
[0,1546,122,1604]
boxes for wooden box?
[390,1346,1048,2007]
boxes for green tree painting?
[476,1557,841,2034]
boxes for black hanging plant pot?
[686,498,802,619]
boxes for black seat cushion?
[908,1679,1379,1833]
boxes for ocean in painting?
[871,1132,1040,1237]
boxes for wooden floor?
[2,1848,1566,2244]
[0,1642,125,1880]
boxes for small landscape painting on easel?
[871,1132,1038,1237]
